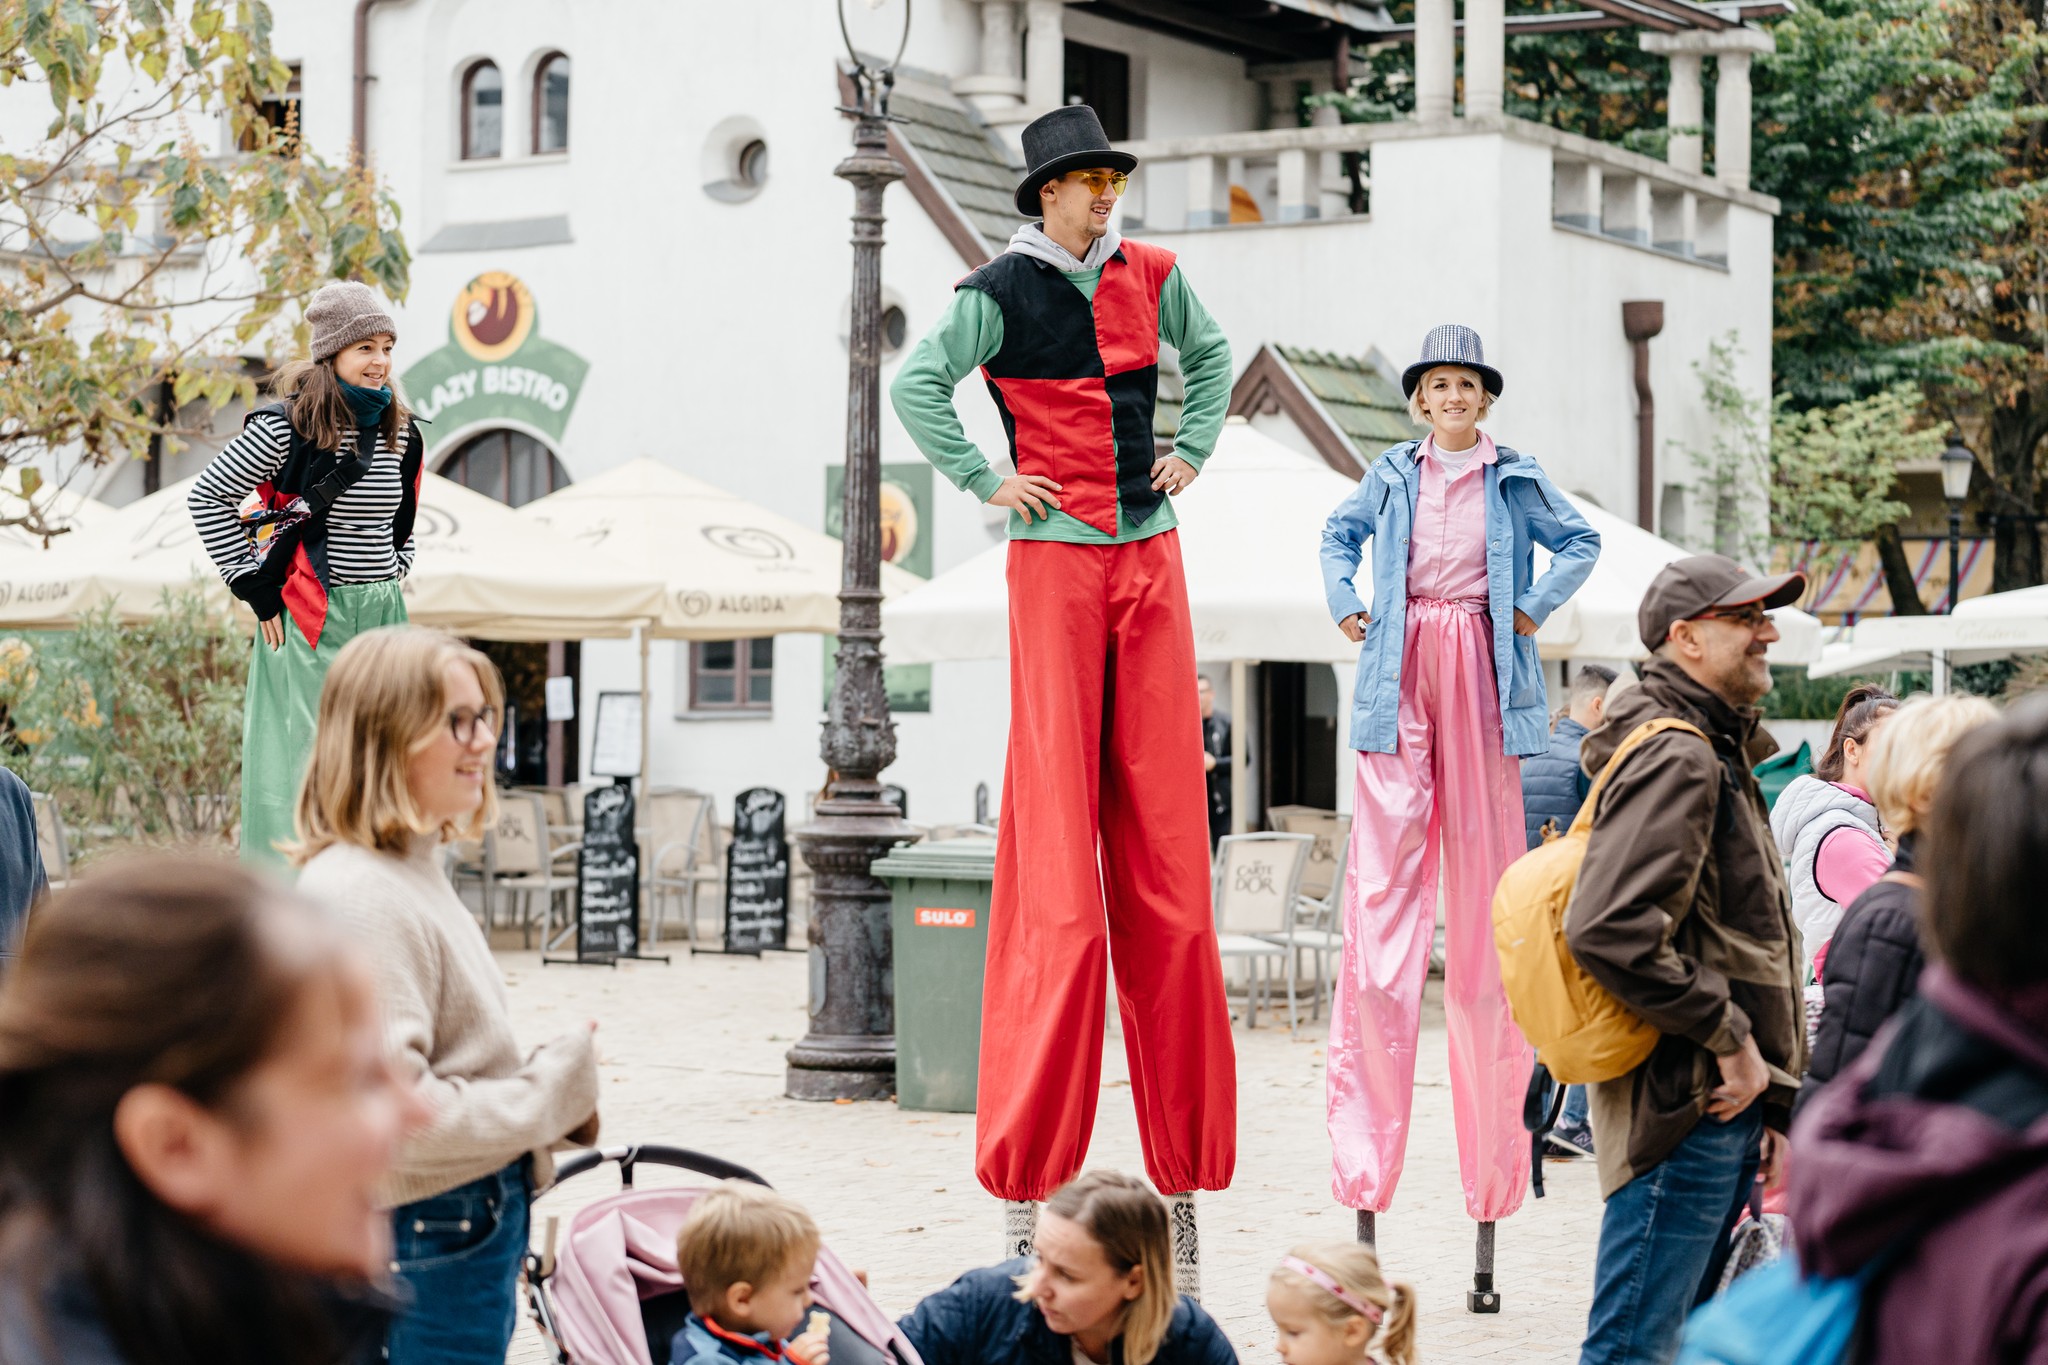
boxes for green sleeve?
[889,287,1007,503]
[1158,264,1232,470]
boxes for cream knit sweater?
[299,835,600,1208]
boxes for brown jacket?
[1565,660,1805,1197]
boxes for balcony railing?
[1113,115,1779,267]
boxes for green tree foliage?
[0,588,248,854]
[0,0,409,540]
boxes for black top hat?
[1014,105,1138,219]
[1400,323,1505,399]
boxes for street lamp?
[787,0,918,1102]
[1940,433,1975,614]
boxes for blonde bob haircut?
[674,1180,822,1318]
[1406,364,1495,426]
[288,626,503,864]
[1014,1172,1174,1365]
[1865,693,2000,836]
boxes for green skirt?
[240,580,409,868]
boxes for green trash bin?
[873,838,996,1112]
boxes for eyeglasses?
[1064,169,1130,197]
[446,706,499,745]
[1693,604,1771,631]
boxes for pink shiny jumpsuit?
[1328,432,1533,1221]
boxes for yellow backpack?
[1492,717,1707,1085]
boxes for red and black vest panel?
[958,240,1176,536]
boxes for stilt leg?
[1467,1220,1500,1313]
[1168,1192,1201,1302]
[1356,1210,1376,1247]
[1003,1200,1038,1261]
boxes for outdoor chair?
[30,792,71,893]
[1268,809,1353,1020]
[644,788,716,946]
[487,791,580,949]
[514,783,584,856]
[1211,832,1314,1033]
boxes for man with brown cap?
[1565,554,1808,1365]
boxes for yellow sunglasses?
[1064,169,1131,197]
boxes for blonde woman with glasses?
[290,626,601,1365]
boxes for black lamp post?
[787,0,918,1103]
[1940,433,1975,614]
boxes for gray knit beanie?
[306,280,397,361]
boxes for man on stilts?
[891,105,1237,1299]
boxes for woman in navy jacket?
[899,1173,1235,1365]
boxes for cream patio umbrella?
[0,473,665,638]
[518,457,922,639]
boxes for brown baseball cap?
[1638,554,1806,652]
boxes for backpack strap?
[1565,717,1711,839]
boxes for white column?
[1665,51,1703,174]
[1651,187,1697,255]
[1024,0,1065,115]
[1602,172,1651,243]
[1715,51,1754,190]
[1463,0,1505,119]
[1277,147,1317,222]
[955,1,1027,121]
[1307,73,1345,219]
[1186,154,1227,228]
[1552,159,1602,229]
[1413,0,1455,123]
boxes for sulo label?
[914,907,976,929]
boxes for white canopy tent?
[1808,582,2048,691]
[883,420,1822,829]
[883,422,1825,668]
[0,473,666,638]
[0,488,114,555]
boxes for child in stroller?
[671,1180,832,1365]
[527,1145,923,1365]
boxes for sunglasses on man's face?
[1692,604,1771,631]
[1064,169,1130,197]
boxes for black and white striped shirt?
[188,409,416,585]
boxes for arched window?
[438,428,569,508]
[533,52,570,154]
[460,60,502,160]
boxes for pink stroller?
[526,1145,926,1365]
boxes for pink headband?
[1280,1256,1383,1324]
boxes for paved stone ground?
[499,945,1603,1364]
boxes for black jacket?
[1794,834,1924,1121]
[898,1260,1238,1365]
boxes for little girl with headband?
[1266,1244,1416,1365]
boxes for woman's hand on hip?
[1151,455,1197,495]
[1513,608,1539,637]
[259,616,284,651]
[1340,611,1370,644]
[989,474,1062,523]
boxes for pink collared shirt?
[1407,431,1497,603]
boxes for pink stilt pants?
[1327,598,1533,1220]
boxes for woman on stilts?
[1320,325,1598,1310]
[189,282,424,868]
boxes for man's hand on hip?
[988,474,1063,522]
[1707,1034,1770,1120]
[1151,455,1197,495]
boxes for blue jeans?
[385,1159,530,1365]
[1564,1084,1590,1129]
[1579,1107,1762,1365]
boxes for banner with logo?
[402,271,589,449]
[824,463,932,713]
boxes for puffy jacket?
[1521,715,1590,849]
[1320,439,1599,758]
[1793,835,1925,1122]
[898,1260,1237,1365]
[1770,774,1884,969]
[1791,965,2048,1365]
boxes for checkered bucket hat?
[1401,323,1504,398]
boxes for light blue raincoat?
[1320,440,1600,757]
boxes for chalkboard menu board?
[574,783,639,962]
[722,787,789,956]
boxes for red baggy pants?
[976,531,1239,1202]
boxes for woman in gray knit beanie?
[185,278,423,870]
